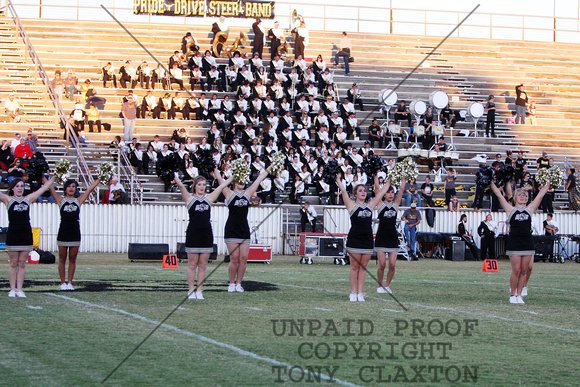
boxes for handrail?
[117,149,143,205]
[5,0,97,202]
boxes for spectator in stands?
[79,79,95,102]
[565,168,579,211]
[528,101,537,125]
[4,93,20,123]
[86,103,102,133]
[536,150,549,169]
[457,214,480,260]
[14,138,33,167]
[519,172,534,205]
[367,118,382,148]
[0,140,11,171]
[448,195,460,211]
[477,214,497,260]
[64,70,79,100]
[334,32,352,76]
[394,100,412,127]
[6,158,25,184]
[121,93,138,142]
[440,104,456,129]
[25,131,38,154]
[51,70,65,101]
[10,133,22,155]
[485,95,496,137]
[543,213,558,235]
[443,168,457,205]
[421,176,435,207]
[402,202,421,260]
[403,177,421,207]
[514,150,526,184]
[102,62,117,88]
[108,177,126,203]
[515,84,528,124]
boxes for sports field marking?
[45,293,361,387]
[418,279,580,294]
[26,306,42,310]
[517,310,539,315]
[245,306,262,311]
[272,282,580,334]
[382,308,403,313]
[314,307,333,311]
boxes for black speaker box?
[128,243,169,261]
[176,243,218,261]
[445,240,465,261]
[319,238,344,257]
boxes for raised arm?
[78,178,101,205]
[213,167,232,199]
[0,189,10,206]
[527,183,550,213]
[27,175,57,203]
[246,165,273,197]
[336,173,354,212]
[173,172,193,203]
[42,176,62,206]
[369,178,393,208]
[207,174,234,203]
[490,181,513,213]
[393,178,406,207]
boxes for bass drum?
[414,125,426,136]
[378,89,398,106]
[409,100,427,116]
[429,91,449,109]
[468,102,485,118]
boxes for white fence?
[324,207,580,256]
[0,203,283,254]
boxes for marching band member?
[119,60,136,89]
[211,16,229,56]
[102,62,117,88]
[171,91,186,120]
[141,90,158,118]
[347,82,364,110]
[267,21,283,60]
[293,20,309,59]
[250,52,264,73]
[152,64,168,90]
[252,18,265,58]
[138,61,152,89]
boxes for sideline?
[45,293,361,387]
[272,282,580,334]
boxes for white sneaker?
[15,290,26,298]
[235,284,245,293]
[357,293,365,302]
[377,286,393,294]
[228,283,236,293]
[67,283,74,291]
[187,290,197,299]
[521,286,528,297]
[8,290,16,298]
[59,283,68,291]
[349,292,358,302]
[195,291,204,300]
[509,295,518,304]
[516,295,525,304]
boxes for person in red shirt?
[13,138,33,168]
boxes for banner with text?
[134,0,275,19]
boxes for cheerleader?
[47,178,101,290]
[1,176,56,298]
[215,164,273,292]
[491,181,550,304]
[373,175,405,294]
[174,169,233,300]
[336,173,384,302]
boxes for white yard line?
[272,282,580,334]
[45,293,360,387]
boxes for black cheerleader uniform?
[57,197,81,247]
[224,191,250,244]
[185,195,214,254]
[506,206,535,256]
[374,202,399,253]
[346,202,374,255]
[5,197,33,251]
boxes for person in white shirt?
[300,201,317,232]
[169,63,184,90]
[108,177,125,202]
[334,31,352,75]
[4,94,20,123]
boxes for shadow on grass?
[0,280,279,293]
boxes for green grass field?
[0,254,578,386]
